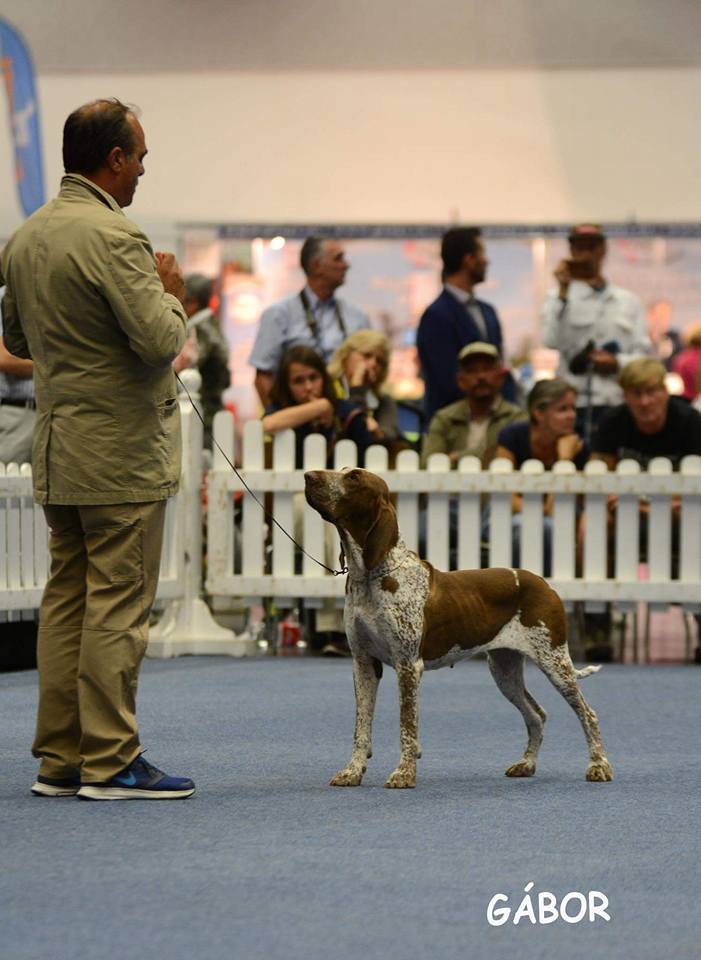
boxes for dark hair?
[300,236,326,276]
[527,378,577,423]
[63,98,138,175]
[270,345,336,409]
[441,227,482,276]
[184,274,213,310]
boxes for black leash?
[175,373,348,577]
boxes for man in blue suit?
[417,227,512,422]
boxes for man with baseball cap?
[541,223,650,442]
[422,341,526,466]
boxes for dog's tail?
[574,664,602,679]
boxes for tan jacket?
[421,396,527,467]
[0,174,187,504]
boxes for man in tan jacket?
[1,99,194,800]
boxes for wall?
[1,68,699,239]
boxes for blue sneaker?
[77,755,195,801]
[31,774,81,797]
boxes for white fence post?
[396,449,420,553]
[426,452,451,570]
[582,459,609,613]
[457,456,482,571]
[520,459,545,575]
[551,460,577,585]
[148,369,253,657]
[489,457,513,569]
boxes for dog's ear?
[362,498,399,571]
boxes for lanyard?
[299,289,347,354]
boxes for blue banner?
[0,18,45,216]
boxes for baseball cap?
[568,223,606,244]
[458,341,499,363]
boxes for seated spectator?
[672,323,701,402]
[262,344,375,468]
[490,378,587,575]
[496,378,588,470]
[328,329,405,459]
[588,357,701,663]
[262,344,375,656]
[592,357,701,470]
[422,342,526,468]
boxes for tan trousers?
[32,501,167,782]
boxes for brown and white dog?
[305,467,613,789]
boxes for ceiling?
[3,0,701,73]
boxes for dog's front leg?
[386,659,424,789]
[330,657,379,787]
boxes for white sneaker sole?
[77,785,195,800]
[31,782,79,797]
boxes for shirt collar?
[304,285,336,310]
[59,173,125,216]
[576,280,611,300]
[445,283,472,305]
[453,397,501,422]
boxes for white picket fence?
[0,371,252,657]
[206,414,701,659]
[4,398,701,661]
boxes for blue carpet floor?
[2,657,699,960]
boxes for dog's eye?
[347,470,360,482]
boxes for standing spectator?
[542,223,650,443]
[0,98,194,800]
[421,342,525,467]
[672,322,701,401]
[0,287,35,463]
[416,227,511,423]
[250,236,369,408]
[182,273,230,444]
[328,330,402,453]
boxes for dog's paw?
[586,758,614,782]
[330,765,364,787]
[505,759,536,778]
[384,763,416,789]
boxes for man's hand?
[554,259,571,299]
[589,349,619,375]
[155,251,185,303]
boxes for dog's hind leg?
[531,642,613,782]
[385,659,424,789]
[330,657,380,787]
[488,648,546,777]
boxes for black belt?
[0,397,35,409]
